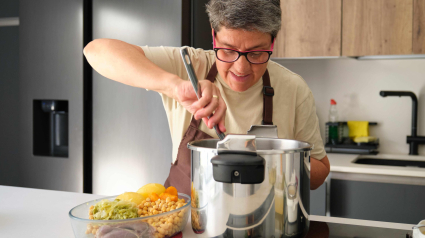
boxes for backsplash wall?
[275,58,425,156]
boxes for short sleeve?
[294,92,327,160]
[137,46,215,162]
[140,46,213,112]
[140,46,212,82]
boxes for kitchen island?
[0,185,414,237]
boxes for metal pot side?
[189,138,312,238]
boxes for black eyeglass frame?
[213,48,273,65]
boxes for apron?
[164,63,274,195]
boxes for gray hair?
[206,0,281,39]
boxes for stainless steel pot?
[188,126,312,238]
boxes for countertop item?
[0,185,415,237]
[69,194,190,238]
[325,122,380,155]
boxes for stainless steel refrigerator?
[91,0,181,195]
[17,0,186,194]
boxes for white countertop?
[327,153,425,178]
[0,185,197,237]
[0,185,104,238]
[0,185,413,237]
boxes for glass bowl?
[69,193,190,238]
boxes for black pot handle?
[210,151,265,184]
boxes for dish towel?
[347,121,369,139]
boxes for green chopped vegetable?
[92,199,138,220]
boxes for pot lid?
[188,136,313,155]
[188,125,313,154]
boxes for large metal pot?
[188,126,312,238]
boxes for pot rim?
[188,137,313,155]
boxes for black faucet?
[380,91,425,155]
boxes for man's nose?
[233,54,251,72]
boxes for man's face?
[213,27,273,92]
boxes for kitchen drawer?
[330,178,425,224]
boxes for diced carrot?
[165,186,178,196]
[149,192,160,202]
[159,192,178,202]
[169,194,178,202]
[159,192,169,201]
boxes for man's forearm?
[310,155,330,190]
[83,39,180,98]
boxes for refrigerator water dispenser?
[33,100,68,157]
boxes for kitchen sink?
[353,157,425,168]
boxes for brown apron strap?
[262,69,274,125]
[189,112,202,129]
[205,62,218,83]
[164,63,218,194]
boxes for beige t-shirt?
[141,46,326,162]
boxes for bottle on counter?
[329,99,339,145]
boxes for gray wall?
[0,0,20,187]
[0,0,18,17]
[275,58,425,156]
[92,0,180,195]
[19,0,84,192]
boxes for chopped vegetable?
[159,192,178,202]
[165,186,178,196]
[148,192,160,202]
[92,199,138,220]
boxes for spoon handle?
[180,47,226,140]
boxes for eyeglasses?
[213,29,274,64]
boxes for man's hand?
[174,79,227,133]
[310,155,330,190]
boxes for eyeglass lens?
[216,49,270,64]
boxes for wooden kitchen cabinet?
[342,0,413,56]
[273,0,342,58]
[413,0,425,54]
